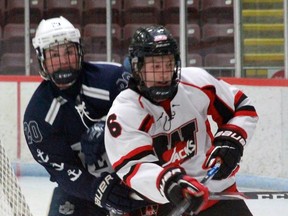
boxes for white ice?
[18,176,288,216]
[18,176,57,216]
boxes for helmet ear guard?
[34,47,49,80]
[130,56,144,83]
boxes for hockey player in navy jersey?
[104,25,259,215]
[23,16,147,216]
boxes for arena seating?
[2,23,37,54]
[0,53,25,75]
[204,53,235,67]
[0,0,5,26]
[187,53,203,67]
[6,0,44,24]
[162,0,200,24]
[202,23,234,42]
[83,23,122,55]
[200,23,235,65]
[83,0,122,25]
[45,0,83,24]
[201,0,234,24]
[0,0,266,77]
[165,24,201,52]
[204,53,235,77]
[122,0,161,25]
[0,25,2,52]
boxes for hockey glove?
[157,167,209,214]
[203,129,245,180]
[81,121,105,165]
[95,172,149,215]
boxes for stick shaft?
[209,191,288,200]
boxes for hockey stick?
[209,191,288,200]
[168,162,221,216]
[110,191,288,216]
[167,191,288,216]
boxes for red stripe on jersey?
[196,85,229,126]
[234,91,258,118]
[112,145,154,170]
[125,163,141,187]
[138,95,144,108]
[139,114,154,133]
[234,91,244,106]
[235,110,258,117]
[181,81,229,125]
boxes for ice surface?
[18,176,56,216]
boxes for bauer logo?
[94,174,114,207]
[215,130,246,146]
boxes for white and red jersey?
[105,67,258,204]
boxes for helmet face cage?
[129,25,181,102]
[43,41,82,87]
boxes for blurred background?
[0,0,287,78]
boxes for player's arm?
[199,70,258,179]
[23,112,100,198]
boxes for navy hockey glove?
[157,167,209,214]
[95,172,149,215]
[81,121,105,165]
[203,129,245,180]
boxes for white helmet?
[33,16,83,86]
[33,16,81,51]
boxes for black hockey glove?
[95,172,149,215]
[157,167,209,214]
[81,121,105,165]
[203,129,245,180]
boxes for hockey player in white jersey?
[104,25,259,216]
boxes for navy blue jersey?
[23,61,130,203]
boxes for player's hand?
[95,172,149,215]
[203,129,245,180]
[81,121,105,165]
[157,167,209,214]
